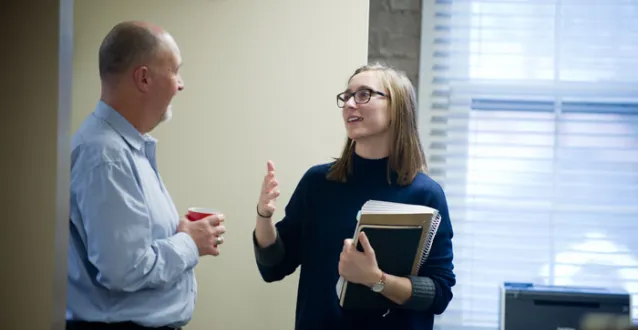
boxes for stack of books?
[336,200,441,310]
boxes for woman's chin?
[346,131,362,141]
[346,128,390,144]
[346,126,366,139]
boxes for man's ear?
[132,66,151,92]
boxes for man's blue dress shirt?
[66,101,199,328]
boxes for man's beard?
[160,104,173,123]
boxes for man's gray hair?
[98,21,163,82]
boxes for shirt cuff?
[252,229,286,267]
[402,276,436,310]
[168,232,200,270]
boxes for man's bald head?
[98,21,169,83]
[98,21,184,133]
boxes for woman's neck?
[353,137,390,159]
[350,141,395,185]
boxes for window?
[418,1,638,329]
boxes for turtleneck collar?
[350,151,397,185]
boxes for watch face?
[372,283,384,293]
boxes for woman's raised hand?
[257,160,280,218]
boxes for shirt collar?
[93,100,157,151]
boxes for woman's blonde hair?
[326,63,427,186]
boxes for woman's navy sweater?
[253,153,456,330]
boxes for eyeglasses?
[336,88,388,108]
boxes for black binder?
[336,200,441,310]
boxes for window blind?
[417,1,638,329]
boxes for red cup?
[186,207,217,221]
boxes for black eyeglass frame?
[336,88,389,108]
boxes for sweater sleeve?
[253,168,313,283]
[400,181,456,314]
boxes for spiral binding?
[417,212,442,272]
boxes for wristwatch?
[371,271,386,293]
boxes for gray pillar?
[0,1,73,329]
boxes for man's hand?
[178,214,226,256]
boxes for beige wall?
[0,1,73,330]
[72,1,369,329]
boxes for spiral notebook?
[335,200,441,310]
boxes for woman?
[252,63,455,330]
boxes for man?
[66,21,225,330]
